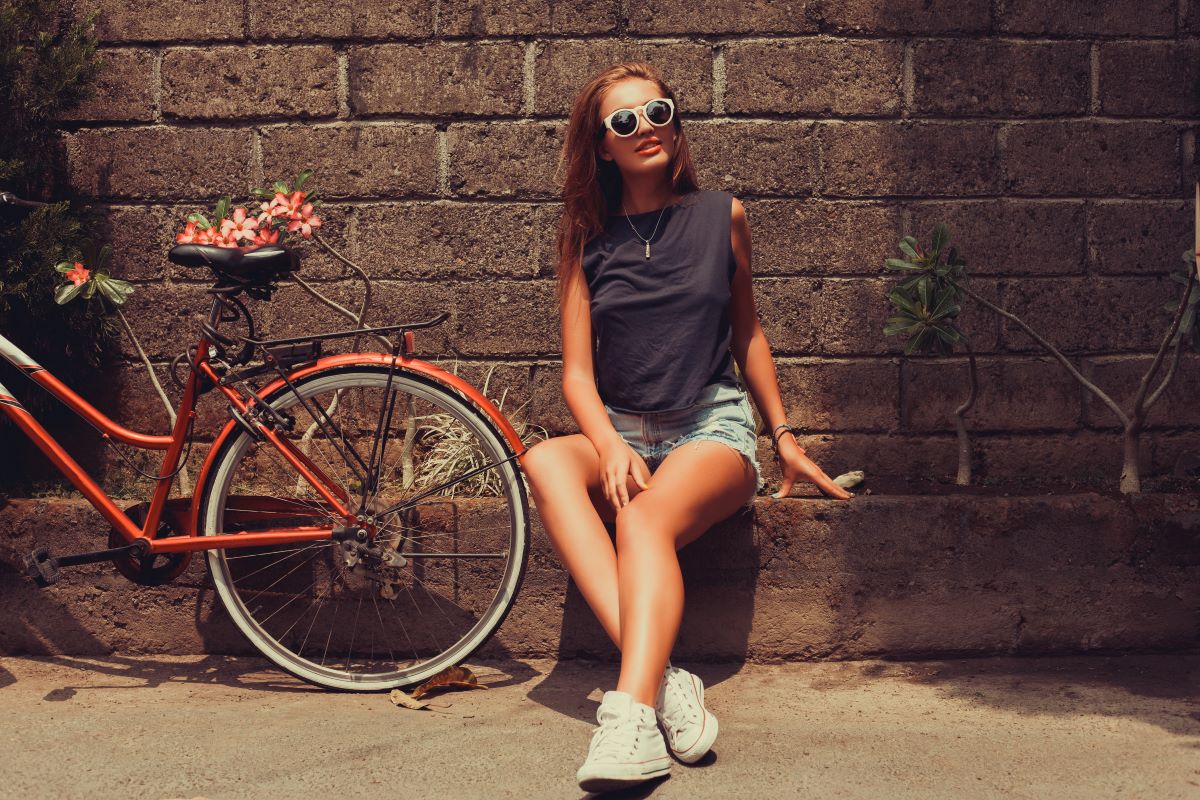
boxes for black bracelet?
[771,424,796,452]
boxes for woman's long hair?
[553,62,701,310]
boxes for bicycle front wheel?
[197,365,530,691]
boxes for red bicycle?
[2,193,532,691]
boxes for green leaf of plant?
[899,239,919,260]
[273,181,289,194]
[54,261,75,273]
[54,282,84,305]
[93,274,135,306]
[933,325,961,345]
[917,276,930,312]
[883,317,921,336]
[930,287,960,319]
[887,288,921,315]
[931,223,948,258]
[97,242,112,270]
[885,257,922,271]
[294,168,314,190]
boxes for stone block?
[249,0,432,39]
[440,0,619,35]
[452,280,559,356]
[759,276,1001,356]
[349,42,525,117]
[55,47,155,123]
[819,122,1000,197]
[63,128,252,201]
[996,0,1176,36]
[260,124,439,199]
[904,356,1082,433]
[356,202,545,280]
[747,199,903,276]
[724,39,902,116]
[1081,355,1200,430]
[776,359,900,432]
[626,0,818,34]
[1088,200,1195,276]
[912,41,1089,117]
[532,40,713,116]
[907,200,1087,276]
[998,276,1179,354]
[73,0,243,43]
[446,121,565,198]
[1099,42,1200,117]
[820,0,992,34]
[162,46,338,121]
[1001,122,1179,197]
[688,120,818,196]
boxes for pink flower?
[66,262,90,286]
[273,190,306,220]
[176,220,204,244]
[252,226,280,245]
[286,202,322,239]
[219,207,259,243]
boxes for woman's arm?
[560,268,624,455]
[728,197,792,449]
[728,196,852,500]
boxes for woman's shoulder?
[689,188,735,209]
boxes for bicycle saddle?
[168,244,299,283]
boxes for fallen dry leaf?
[390,688,430,710]
[410,664,489,700]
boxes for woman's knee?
[521,437,572,486]
[613,499,678,551]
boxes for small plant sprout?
[883,223,978,486]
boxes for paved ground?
[0,653,1196,799]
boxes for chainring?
[108,502,192,586]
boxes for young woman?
[520,61,854,792]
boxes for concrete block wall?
[4,0,1200,495]
[2,494,1197,659]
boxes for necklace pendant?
[644,241,650,259]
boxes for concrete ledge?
[1,494,1197,659]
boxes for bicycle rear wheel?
[197,365,530,691]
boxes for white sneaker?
[656,664,718,763]
[576,690,671,792]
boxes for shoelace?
[588,706,645,760]
[658,669,699,739]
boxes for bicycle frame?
[0,297,529,558]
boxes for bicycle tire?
[197,364,530,691]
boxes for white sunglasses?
[598,97,676,138]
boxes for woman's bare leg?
[521,435,755,706]
[520,434,645,649]
[612,440,755,706]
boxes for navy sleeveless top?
[582,189,739,413]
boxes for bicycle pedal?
[23,547,61,588]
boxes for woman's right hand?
[596,436,652,512]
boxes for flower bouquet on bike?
[0,171,532,691]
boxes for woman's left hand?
[771,435,853,500]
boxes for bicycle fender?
[189,353,531,527]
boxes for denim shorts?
[603,381,765,509]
